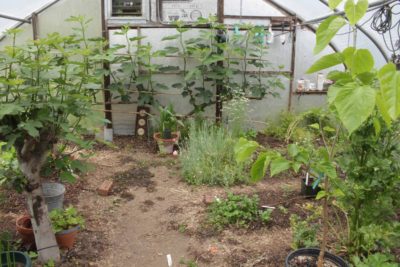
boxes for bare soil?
[1,136,320,267]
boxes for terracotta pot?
[16,215,35,245]
[153,131,180,154]
[55,226,80,250]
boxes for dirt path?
[67,138,302,267]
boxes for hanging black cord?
[370,3,400,55]
[371,5,393,33]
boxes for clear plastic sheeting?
[0,0,56,34]
[0,0,398,66]
[263,0,400,66]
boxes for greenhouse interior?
[0,0,399,266]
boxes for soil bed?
[0,136,323,266]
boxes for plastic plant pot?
[55,225,80,250]
[285,248,348,267]
[300,178,321,198]
[1,251,32,267]
[42,182,65,212]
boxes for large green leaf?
[329,0,343,9]
[334,83,376,134]
[342,47,356,69]
[378,63,400,120]
[202,54,225,65]
[352,49,374,75]
[270,157,291,177]
[234,138,259,163]
[161,34,180,41]
[0,104,24,120]
[250,152,270,183]
[307,52,344,74]
[345,0,368,26]
[314,16,347,54]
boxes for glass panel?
[112,0,142,17]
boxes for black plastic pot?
[1,251,32,267]
[285,248,348,267]
[300,178,321,198]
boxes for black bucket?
[300,178,321,198]
[285,248,348,267]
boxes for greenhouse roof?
[0,0,58,34]
[0,0,398,66]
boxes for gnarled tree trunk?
[17,134,60,263]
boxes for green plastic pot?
[1,251,32,267]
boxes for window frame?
[105,0,149,25]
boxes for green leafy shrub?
[290,214,319,249]
[0,143,26,193]
[208,193,271,230]
[264,112,297,140]
[352,253,398,267]
[49,206,85,233]
[180,123,247,186]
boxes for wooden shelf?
[294,90,328,95]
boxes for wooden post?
[287,17,297,112]
[31,13,39,40]
[216,0,224,123]
[101,0,113,129]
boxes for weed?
[278,205,289,214]
[179,258,198,267]
[352,253,398,267]
[208,193,270,230]
[290,214,319,249]
[178,224,187,234]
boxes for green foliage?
[303,0,400,260]
[0,143,26,192]
[180,123,247,186]
[235,137,336,183]
[344,0,368,26]
[264,112,297,140]
[208,193,271,230]
[0,231,20,267]
[179,258,198,267]
[112,17,283,115]
[352,253,398,267]
[290,214,319,249]
[334,118,400,255]
[0,16,115,192]
[223,95,251,138]
[156,104,183,138]
[314,16,347,54]
[49,206,85,233]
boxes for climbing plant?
[110,17,285,115]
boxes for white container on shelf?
[317,73,325,91]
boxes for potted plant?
[49,206,85,250]
[1,232,32,267]
[300,171,321,198]
[0,251,32,267]
[285,248,348,267]
[16,215,35,247]
[153,104,183,154]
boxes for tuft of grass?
[180,123,247,186]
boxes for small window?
[112,0,142,17]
